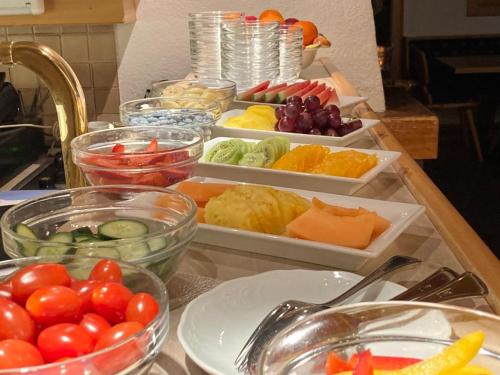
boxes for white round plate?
[177,269,407,375]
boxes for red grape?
[285,103,300,119]
[309,128,322,135]
[286,95,303,107]
[324,104,340,117]
[328,114,342,129]
[275,106,286,120]
[304,96,320,112]
[337,119,363,136]
[313,109,329,128]
[296,113,313,133]
[278,117,297,132]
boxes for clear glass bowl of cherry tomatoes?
[1,185,197,282]
[71,126,204,187]
[0,255,168,374]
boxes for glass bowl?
[121,96,223,128]
[150,78,236,112]
[0,255,169,374]
[71,126,203,187]
[1,185,197,281]
[257,301,500,374]
[120,98,215,141]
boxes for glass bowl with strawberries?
[71,126,204,187]
[0,255,168,374]
[256,301,500,375]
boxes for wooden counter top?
[156,58,500,374]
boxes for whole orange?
[295,20,318,46]
[259,9,284,22]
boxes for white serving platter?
[178,269,411,375]
[178,176,425,270]
[214,110,379,147]
[195,137,400,195]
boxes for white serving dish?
[178,269,410,375]
[195,137,400,195]
[178,176,425,270]
[214,110,378,147]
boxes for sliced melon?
[300,83,326,101]
[294,81,319,98]
[197,207,206,223]
[318,88,333,106]
[275,81,310,103]
[286,207,376,249]
[251,83,287,102]
[237,80,271,101]
[176,181,235,207]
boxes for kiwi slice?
[238,152,267,168]
[210,146,243,165]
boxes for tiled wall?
[0,24,120,127]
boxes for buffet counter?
[157,58,500,374]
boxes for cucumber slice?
[75,247,121,259]
[14,223,39,257]
[147,237,169,253]
[98,220,149,240]
[72,227,94,242]
[36,246,72,257]
[48,232,74,244]
[118,242,150,262]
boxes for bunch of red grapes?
[275,95,362,137]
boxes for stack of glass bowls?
[120,97,222,140]
[278,25,303,83]
[188,11,244,79]
[221,19,281,91]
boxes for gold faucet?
[0,41,88,188]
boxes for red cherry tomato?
[37,323,93,362]
[0,296,35,342]
[91,282,133,324]
[89,260,122,283]
[11,264,71,305]
[0,282,12,299]
[0,339,44,369]
[71,280,103,313]
[126,293,159,326]
[79,313,111,345]
[94,321,144,351]
[26,286,83,326]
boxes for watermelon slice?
[318,88,333,106]
[294,81,319,98]
[326,88,340,106]
[251,83,287,102]
[275,80,310,103]
[300,83,326,101]
[263,84,295,103]
[237,80,271,101]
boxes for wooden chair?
[410,46,484,162]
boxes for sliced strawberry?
[325,352,353,375]
[111,143,125,153]
[80,156,123,169]
[353,350,374,375]
[133,172,170,187]
[145,138,158,152]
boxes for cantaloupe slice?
[312,198,390,239]
[176,181,235,207]
[286,207,376,249]
[197,207,206,223]
[312,197,360,216]
[359,208,390,238]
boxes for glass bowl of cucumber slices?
[0,185,197,282]
[0,255,169,374]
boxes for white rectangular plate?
[214,110,379,147]
[195,137,400,195]
[181,176,425,270]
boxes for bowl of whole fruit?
[0,255,169,374]
[256,9,331,69]
[1,185,198,281]
[71,125,204,187]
